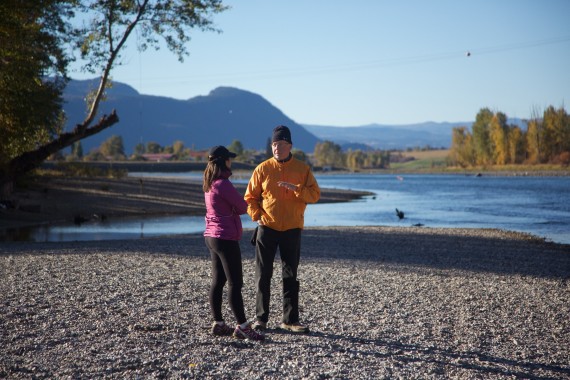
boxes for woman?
[203,145,264,341]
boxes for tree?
[346,150,366,171]
[292,149,307,163]
[507,126,525,164]
[0,0,227,195]
[133,142,146,156]
[146,142,162,154]
[471,108,493,166]
[449,126,475,167]
[70,141,84,160]
[172,140,185,155]
[526,117,542,164]
[227,140,244,157]
[314,141,344,168]
[489,113,508,165]
[542,106,570,160]
[99,135,125,159]
[0,0,71,194]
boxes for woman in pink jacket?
[203,145,264,341]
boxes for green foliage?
[133,143,146,155]
[227,140,244,156]
[146,141,162,154]
[0,0,71,164]
[99,135,126,159]
[73,0,228,74]
[1,0,228,190]
[471,108,493,165]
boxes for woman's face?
[226,158,232,168]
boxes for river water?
[10,173,570,245]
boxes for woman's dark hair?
[203,157,229,192]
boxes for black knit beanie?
[272,125,292,144]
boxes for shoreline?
[0,175,374,230]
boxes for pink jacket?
[204,170,247,241]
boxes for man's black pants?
[254,226,302,324]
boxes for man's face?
[272,140,292,161]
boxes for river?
[19,173,570,245]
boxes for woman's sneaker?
[211,322,234,336]
[233,324,265,341]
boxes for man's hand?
[277,181,298,191]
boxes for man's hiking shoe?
[211,322,233,336]
[233,325,265,341]
[280,322,309,333]
[251,320,266,332]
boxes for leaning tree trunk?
[0,110,119,198]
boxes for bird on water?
[395,208,404,220]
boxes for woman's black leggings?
[205,237,247,324]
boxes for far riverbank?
[0,175,372,230]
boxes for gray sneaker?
[251,320,266,332]
[280,322,309,333]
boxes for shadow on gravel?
[1,227,568,279]
[299,228,570,279]
[303,330,570,379]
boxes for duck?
[395,208,405,220]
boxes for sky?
[69,0,570,126]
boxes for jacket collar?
[274,153,293,164]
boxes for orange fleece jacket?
[245,157,320,231]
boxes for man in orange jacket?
[245,125,320,333]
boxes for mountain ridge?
[63,79,518,154]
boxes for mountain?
[63,80,320,154]
[302,122,471,150]
[63,79,525,154]
[304,117,528,151]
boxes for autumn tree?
[507,126,525,164]
[489,112,508,165]
[314,141,344,168]
[542,106,570,160]
[345,150,366,171]
[0,0,227,195]
[172,140,186,155]
[449,126,475,167]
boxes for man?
[244,125,320,333]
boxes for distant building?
[187,150,209,161]
[141,153,176,162]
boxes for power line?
[112,35,570,86]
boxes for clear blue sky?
[70,0,570,126]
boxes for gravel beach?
[1,226,569,379]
